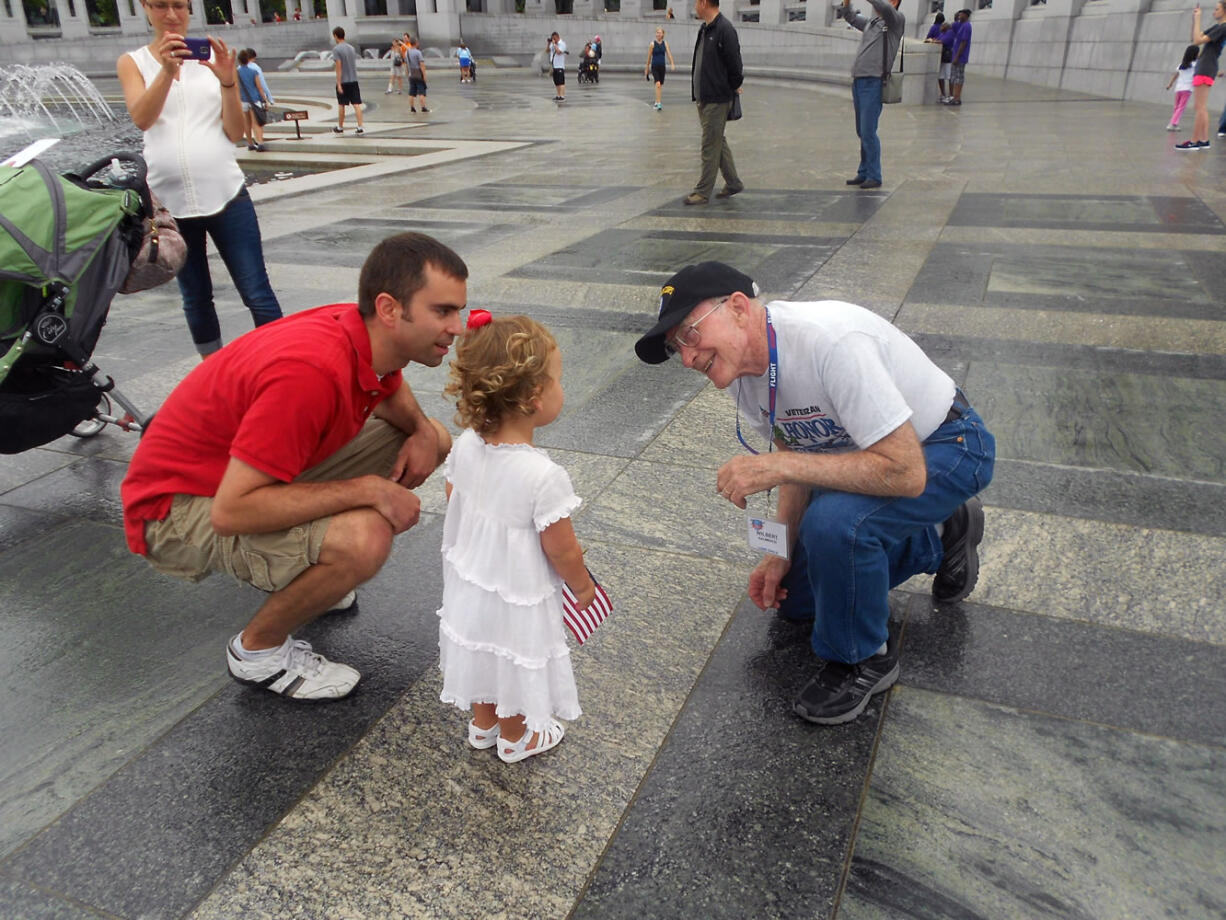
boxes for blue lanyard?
[735,307,777,456]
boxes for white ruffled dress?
[437,429,582,732]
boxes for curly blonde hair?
[445,315,558,435]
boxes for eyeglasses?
[147,2,189,11]
[664,297,728,357]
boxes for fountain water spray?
[0,63,115,136]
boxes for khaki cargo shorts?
[142,419,406,593]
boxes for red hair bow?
[467,309,492,329]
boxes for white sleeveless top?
[127,46,245,218]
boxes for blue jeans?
[852,76,884,183]
[1219,97,1226,135]
[175,187,282,354]
[778,405,995,663]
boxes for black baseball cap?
[634,261,758,364]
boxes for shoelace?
[285,639,326,677]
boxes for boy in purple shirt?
[947,9,972,106]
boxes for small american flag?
[561,574,612,645]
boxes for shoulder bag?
[882,27,903,104]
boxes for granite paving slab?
[572,597,904,920]
[897,594,1226,745]
[189,543,748,920]
[967,363,1226,482]
[0,878,109,920]
[646,188,890,223]
[897,301,1226,355]
[507,227,841,293]
[908,242,1226,318]
[947,192,1226,233]
[983,457,1226,537]
[2,517,447,919]
[0,448,77,495]
[0,518,250,860]
[839,688,1226,920]
[973,507,1226,646]
[580,458,759,564]
[259,217,525,268]
[0,458,128,528]
[909,333,1226,382]
[403,182,639,212]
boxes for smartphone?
[183,37,211,60]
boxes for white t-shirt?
[733,300,955,453]
[550,39,567,68]
[1174,67,1195,93]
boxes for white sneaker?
[227,636,360,700]
[328,590,357,612]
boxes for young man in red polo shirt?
[121,233,468,701]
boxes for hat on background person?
[634,261,759,364]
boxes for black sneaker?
[794,637,899,725]
[932,496,984,603]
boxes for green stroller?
[0,152,157,453]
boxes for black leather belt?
[943,388,970,425]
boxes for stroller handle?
[73,152,154,219]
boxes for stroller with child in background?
[0,151,158,453]
[578,41,600,85]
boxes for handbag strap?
[881,22,903,80]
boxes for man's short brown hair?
[357,232,469,318]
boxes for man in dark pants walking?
[685,0,744,206]
[839,0,903,189]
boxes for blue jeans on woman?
[175,187,281,355]
[851,75,884,183]
[778,405,995,664]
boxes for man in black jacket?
[686,0,744,205]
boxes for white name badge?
[746,516,789,559]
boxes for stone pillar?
[0,0,31,42]
[326,0,356,34]
[1043,0,1089,16]
[417,0,459,46]
[49,0,87,36]
[758,0,788,25]
[619,0,648,16]
[115,0,150,36]
[898,0,924,36]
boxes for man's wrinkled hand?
[715,454,780,509]
[748,555,790,609]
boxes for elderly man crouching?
[635,263,995,724]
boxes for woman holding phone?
[116,1,281,357]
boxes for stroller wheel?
[70,393,110,439]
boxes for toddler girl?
[438,312,594,764]
[1166,45,1199,130]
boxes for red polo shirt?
[121,304,403,555]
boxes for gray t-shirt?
[407,47,425,78]
[333,41,358,84]
[733,300,954,453]
[847,0,905,79]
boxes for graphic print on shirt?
[758,402,853,451]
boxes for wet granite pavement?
[2,68,1225,919]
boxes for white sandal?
[468,720,500,750]
[497,719,565,764]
